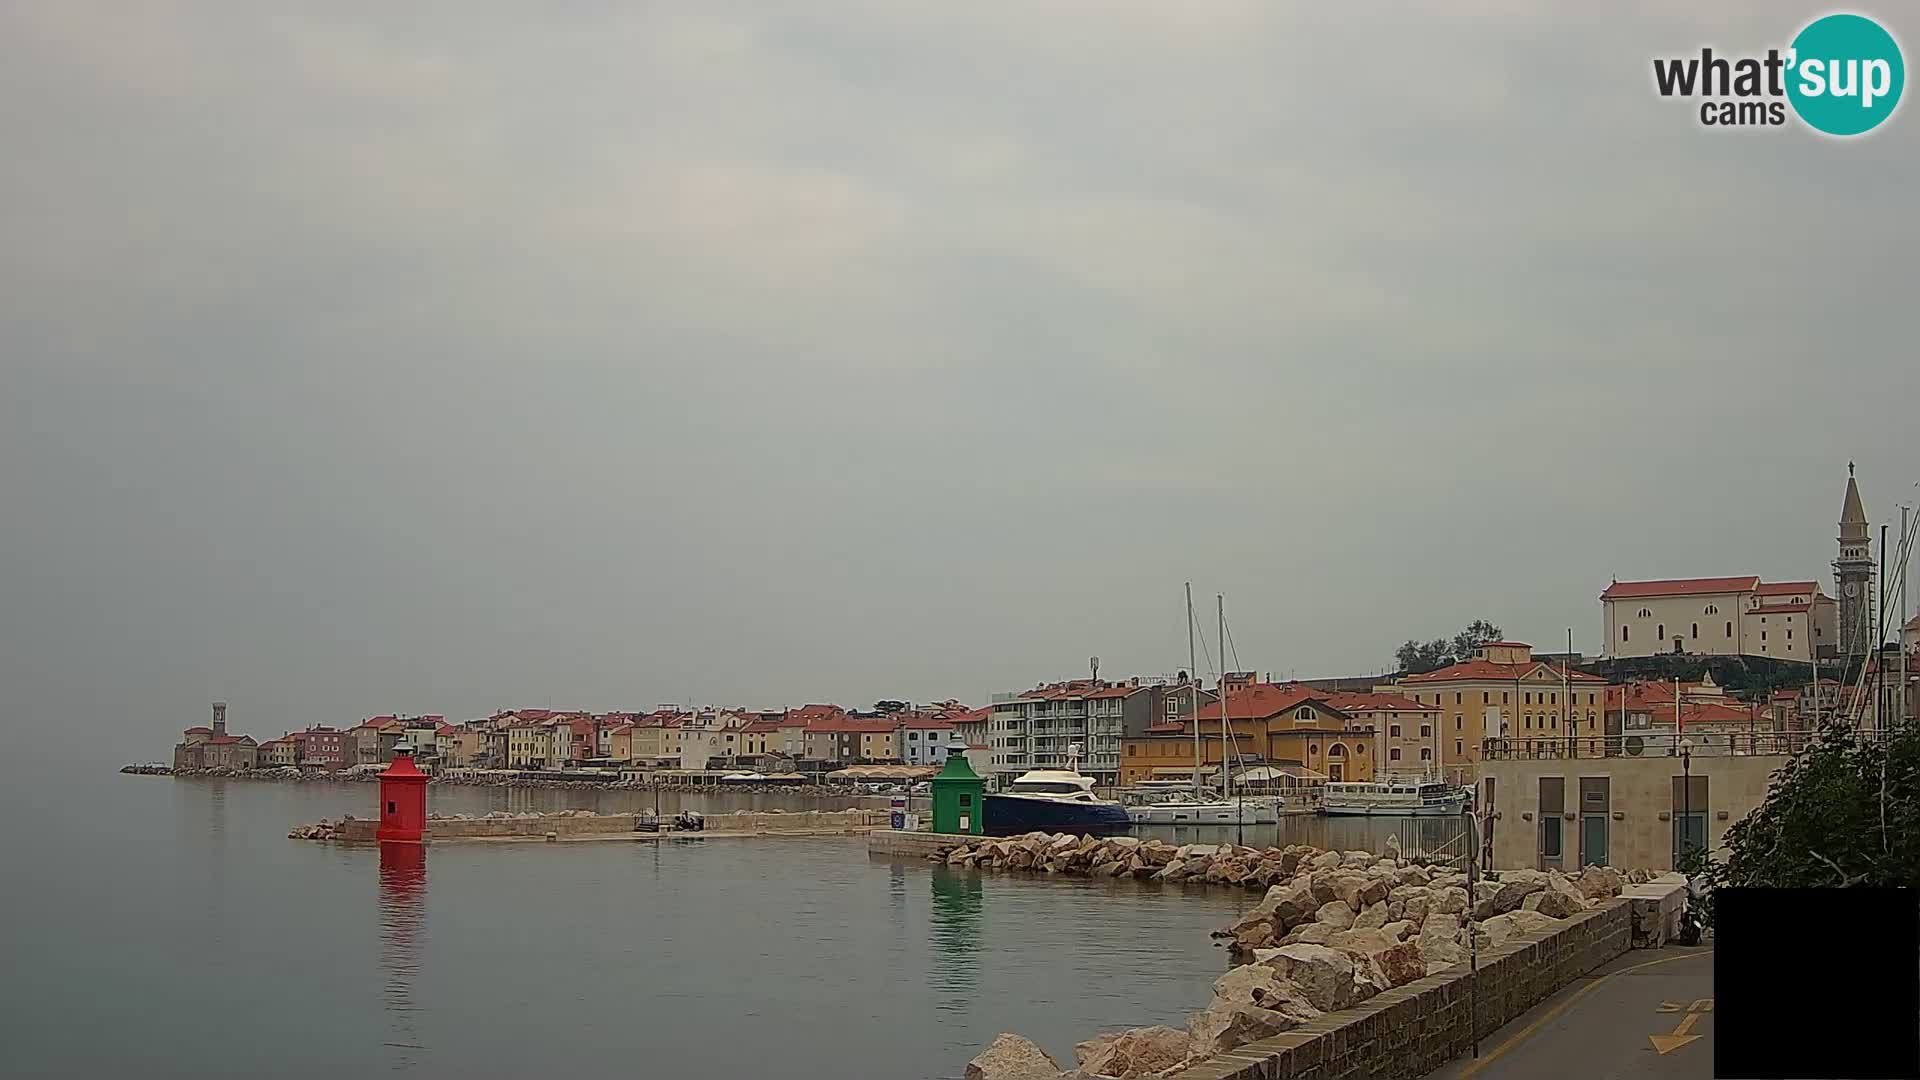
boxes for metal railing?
[1479,729,1879,760]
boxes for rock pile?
[960,844,1632,1079]
[287,817,351,841]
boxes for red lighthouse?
[376,745,429,843]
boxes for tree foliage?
[1703,723,1920,892]
[872,699,910,715]
[1394,620,1504,675]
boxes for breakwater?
[291,807,890,843]
[124,763,876,797]
[899,832,1652,1080]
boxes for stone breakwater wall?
[954,834,1639,1080]
[1167,899,1633,1080]
[290,808,890,843]
[130,764,875,797]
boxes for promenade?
[1430,946,1713,1080]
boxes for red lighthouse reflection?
[379,841,427,1066]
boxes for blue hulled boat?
[983,758,1131,837]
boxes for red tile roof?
[1402,659,1605,684]
[806,716,900,734]
[183,726,212,735]
[900,716,956,730]
[1601,576,1760,600]
[739,720,783,734]
[1322,691,1437,713]
[1756,580,1818,596]
[1191,684,1337,722]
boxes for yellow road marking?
[1650,1010,1704,1054]
[1453,949,1711,1079]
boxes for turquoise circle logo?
[1787,13,1905,136]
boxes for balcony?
[1480,731,1838,760]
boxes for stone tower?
[1834,464,1875,657]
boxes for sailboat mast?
[1219,594,1232,800]
[1187,582,1200,795]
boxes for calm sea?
[2,767,1272,1079]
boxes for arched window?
[1296,707,1313,720]
[1328,744,1346,758]
[1657,623,1665,640]
[1726,621,1733,638]
[1691,623,1699,638]
[1622,626,1630,642]
[1638,608,1652,618]
[1704,604,1719,615]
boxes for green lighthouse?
[929,741,986,836]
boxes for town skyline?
[5,4,1917,764]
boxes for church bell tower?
[1835,463,1875,658]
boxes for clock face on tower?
[1844,581,1859,598]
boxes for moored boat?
[984,747,1130,836]
[1319,777,1467,817]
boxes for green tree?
[1703,723,1920,892]
[1394,620,1504,675]
[872,699,910,715]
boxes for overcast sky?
[4,3,1916,758]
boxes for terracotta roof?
[1191,684,1341,722]
[900,716,957,730]
[1482,641,1532,649]
[205,735,255,745]
[1601,576,1760,600]
[183,726,212,735]
[806,717,900,734]
[1755,580,1818,596]
[1144,721,1187,735]
[739,720,783,734]
[1322,692,1437,713]
[1402,659,1605,684]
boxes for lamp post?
[1678,737,1694,868]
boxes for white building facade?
[1601,576,1835,662]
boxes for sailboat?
[1125,588,1279,826]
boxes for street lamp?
[1679,738,1695,867]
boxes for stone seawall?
[318,809,889,843]
[1168,899,1632,1080]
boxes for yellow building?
[1385,642,1607,770]
[1121,684,1376,785]
[508,719,553,768]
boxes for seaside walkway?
[1429,945,1714,1080]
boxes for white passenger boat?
[1320,778,1468,817]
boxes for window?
[1420,724,1433,738]
[1456,716,1462,729]
[1657,623,1665,640]
[1126,745,1135,756]
[1761,631,1767,641]
[1726,621,1733,638]
[1502,692,1509,704]
[1540,816,1562,859]
[1483,692,1490,704]
[1296,707,1313,720]
[1389,748,1401,761]
[1705,604,1719,615]
[1638,608,1652,618]
[387,801,396,814]
[1455,692,1462,705]
[1328,744,1346,758]
[1787,629,1793,640]
[1420,748,1433,761]
[1388,723,1401,738]
[1551,693,1557,705]
[1524,715,1532,729]
[1622,625,1630,642]
[1691,623,1698,638]
[1524,692,1532,705]
[1455,740,1464,756]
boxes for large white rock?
[1310,849,1345,871]
[1258,943,1356,1012]
[1533,873,1587,919]
[1075,1025,1190,1079]
[1314,900,1357,929]
[965,1033,1062,1080]
[1187,1000,1300,1058]
[1352,900,1389,931]
[1576,864,1625,899]
[1431,886,1470,916]
[1380,919,1415,942]
[1389,885,1432,925]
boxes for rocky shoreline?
[122,763,877,797]
[942,834,1639,1079]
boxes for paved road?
[1430,946,1715,1080]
